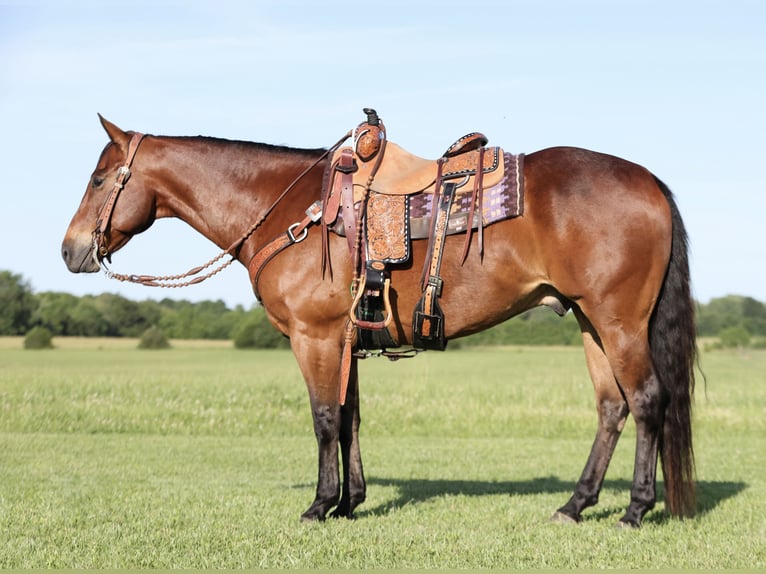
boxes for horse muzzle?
[61,235,101,273]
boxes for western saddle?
[321,108,508,365]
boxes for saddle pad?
[333,152,524,241]
[365,192,410,264]
[409,152,524,238]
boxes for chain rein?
[98,130,352,289]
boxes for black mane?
[169,134,327,158]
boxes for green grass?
[0,339,764,568]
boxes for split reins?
[94,130,352,288]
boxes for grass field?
[0,337,764,568]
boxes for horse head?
[62,116,157,273]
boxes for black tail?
[650,177,696,517]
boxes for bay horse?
[61,114,696,527]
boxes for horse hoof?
[330,509,356,520]
[329,504,355,520]
[550,511,579,524]
[616,518,640,530]
[300,510,327,523]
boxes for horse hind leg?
[577,302,666,527]
[616,353,666,528]
[554,309,629,524]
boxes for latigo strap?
[412,178,457,351]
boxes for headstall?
[93,130,351,288]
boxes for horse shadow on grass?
[352,476,746,522]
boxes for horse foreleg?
[290,334,344,522]
[301,399,341,521]
[554,316,629,523]
[331,357,366,519]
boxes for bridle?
[92,130,352,288]
[92,131,146,264]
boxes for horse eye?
[92,176,105,188]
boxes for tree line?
[2,270,765,349]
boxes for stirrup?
[348,272,393,330]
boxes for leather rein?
[93,130,352,289]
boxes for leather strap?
[425,182,456,302]
[417,181,456,340]
[339,319,356,405]
[339,149,357,258]
[101,129,353,289]
[420,158,446,286]
[248,201,322,301]
[320,156,339,279]
[460,145,485,264]
[93,132,146,260]
[323,160,342,227]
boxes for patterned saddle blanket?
[328,150,524,263]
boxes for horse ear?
[98,114,130,147]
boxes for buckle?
[427,276,443,297]
[305,201,323,222]
[287,222,308,243]
[116,165,131,180]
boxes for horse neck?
[147,136,325,260]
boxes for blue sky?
[1,0,764,308]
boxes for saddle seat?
[330,139,505,203]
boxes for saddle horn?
[363,107,380,126]
[355,108,385,162]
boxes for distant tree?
[7,269,766,347]
[94,293,151,337]
[138,326,171,349]
[742,297,766,318]
[136,299,163,330]
[0,271,36,335]
[24,326,54,349]
[697,297,740,336]
[742,296,766,336]
[697,295,766,338]
[233,308,288,349]
[158,298,246,340]
[32,292,79,335]
[719,325,751,349]
[68,296,109,336]
[460,307,581,347]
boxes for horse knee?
[600,340,663,425]
[598,398,629,433]
[311,402,341,442]
[626,374,666,427]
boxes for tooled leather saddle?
[321,109,524,356]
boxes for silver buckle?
[287,222,308,243]
[305,200,323,222]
